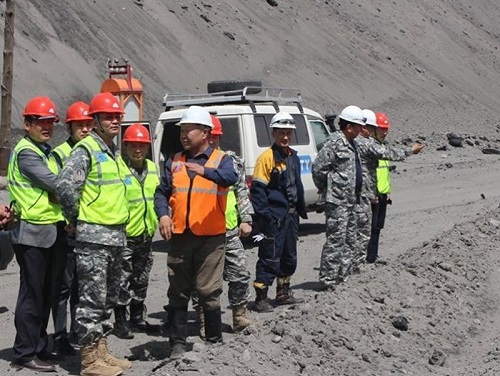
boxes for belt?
[288,207,296,214]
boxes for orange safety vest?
[169,149,228,235]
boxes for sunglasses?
[273,119,296,125]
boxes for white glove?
[252,233,266,243]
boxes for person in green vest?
[57,92,131,376]
[8,96,66,372]
[51,101,93,356]
[114,123,160,339]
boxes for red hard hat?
[123,123,151,143]
[88,92,125,115]
[65,101,92,124]
[210,115,223,135]
[375,112,391,129]
[23,96,58,120]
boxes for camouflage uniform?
[117,156,155,306]
[223,151,253,306]
[192,150,253,307]
[312,131,359,289]
[56,132,127,347]
[354,136,412,268]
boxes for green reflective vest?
[226,190,238,230]
[77,136,129,225]
[376,160,391,194]
[53,141,72,167]
[7,138,63,224]
[120,157,159,237]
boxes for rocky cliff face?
[2,0,500,139]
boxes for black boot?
[113,305,134,339]
[129,301,161,334]
[204,308,223,344]
[168,306,188,359]
[276,277,304,306]
[254,285,274,313]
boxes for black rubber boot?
[276,279,304,306]
[204,308,223,344]
[254,285,274,313]
[129,301,161,334]
[113,305,134,339]
[168,306,188,359]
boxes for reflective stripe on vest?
[170,149,228,235]
[53,141,72,167]
[376,160,391,194]
[120,158,160,237]
[77,136,129,225]
[7,138,63,224]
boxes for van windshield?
[255,114,310,147]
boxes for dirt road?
[1,146,500,375]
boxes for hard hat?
[65,101,92,124]
[176,106,213,128]
[375,112,391,129]
[123,123,151,143]
[210,115,223,135]
[362,109,377,127]
[23,96,58,120]
[325,109,337,120]
[88,92,125,115]
[339,105,366,126]
[270,112,296,129]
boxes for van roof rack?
[162,86,304,112]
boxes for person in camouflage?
[51,101,93,356]
[56,92,131,376]
[312,105,365,291]
[192,115,253,336]
[114,124,160,339]
[354,110,424,269]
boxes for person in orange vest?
[154,106,238,359]
[191,115,253,337]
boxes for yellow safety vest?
[120,157,159,237]
[53,141,72,167]
[7,138,63,224]
[77,136,129,225]
[225,190,238,230]
[376,160,391,194]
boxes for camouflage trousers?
[192,228,251,308]
[353,196,372,269]
[117,235,154,306]
[74,242,125,347]
[319,202,357,288]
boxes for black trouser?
[13,244,59,362]
[52,248,78,341]
[367,194,388,262]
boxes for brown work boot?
[97,337,132,371]
[276,276,304,305]
[232,304,252,332]
[80,344,122,376]
[194,305,206,340]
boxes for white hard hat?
[362,109,377,127]
[270,112,296,129]
[176,106,213,128]
[339,105,366,126]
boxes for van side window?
[255,114,310,147]
[309,119,330,151]
[219,117,241,156]
[160,120,183,160]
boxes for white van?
[152,83,330,211]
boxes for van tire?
[207,80,262,95]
